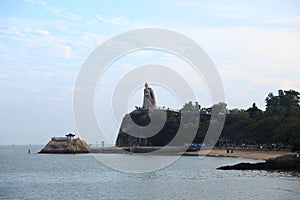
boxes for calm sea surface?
[1,145,299,200]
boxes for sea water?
[1,145,299,200]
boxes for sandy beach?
[185,149,296,160]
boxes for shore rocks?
[217,154,300,171]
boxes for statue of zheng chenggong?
[142,83,156,110]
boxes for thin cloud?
[36,29,51,36]
[250,76,300,89]
[173,0,243,11]
[35,96,68,102]
[172,0,247,19]
[0,73,8,79]
[95,14,146,29]
[96,15,127,25]
[25,0,82,21]
[261,16,300,26]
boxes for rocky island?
[39,133,90,154]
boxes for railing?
[52,137,68,141]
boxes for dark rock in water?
[39,137,90,154]
[217,162,267,170]
[217,154,300,171]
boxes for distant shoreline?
[185,149,296,160]
[3,145,295,160]
[89,146,296,160]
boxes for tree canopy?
[116,89,300,151]
[218,89,300,151]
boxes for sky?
[0,0,300,145]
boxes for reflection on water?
[0,145,299,200]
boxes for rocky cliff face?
[115,109,209,147]
[39,138,90,154]
[116,109,181,147]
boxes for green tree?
[265,89,300,116]
[222,109,251,142]
[246,103,263,120]
[274,117,300,151]
[249,116,283,144]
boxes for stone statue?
[142,83,156,110]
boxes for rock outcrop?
[39,137,90,154]
[115,108,211,148]
[116,109,182,147]
[115,83,212,148]
[217,154,300,171]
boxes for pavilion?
[65,133,75,140]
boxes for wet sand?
[185,149,296,160]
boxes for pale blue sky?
[0,0,299,145]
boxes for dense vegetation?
[116,89,300,151]
[209,89,300,151]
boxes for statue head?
[145,82,149,88]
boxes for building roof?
[219,136,231,141]
[65,133,75,137]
